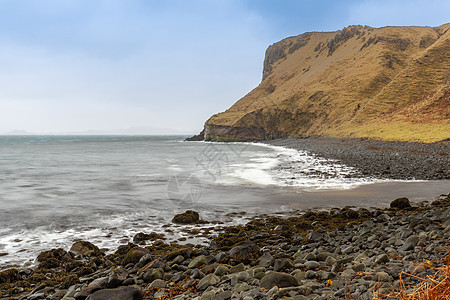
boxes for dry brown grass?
[206,23,450,142]
[373,252,450,300]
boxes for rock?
[229,263,246,273]
[274,258,294,272]
[214,265,229,276]
[133,232,164,243]
[258,252,274,267]
[83,277,108,294]
[172,210,200,224]
[143,268,163,283]
[150,279,166,289]
[88,286,143,300]
[400,235,420,251]
[260,272,299,289]
[304,261,320,270]
[122,247,150,265]
[189,255,207,269]
[229,242,260,263]
[62,274,80,289]
[316,252,334,261]
[390,197,411,209]
[352,263,366,272]
[237,271,250,282]
[307,231,323,242]
[69,241,102,257]
[374,272,391,282]
[197,274,219,290]
[136,253,152,268]
[107,268,128,288]
[375,253,390,264]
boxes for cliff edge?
[200,24,450,142]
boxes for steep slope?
[203,24,450,142]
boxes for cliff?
[201,24,450,142]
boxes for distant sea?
[0,135,447,269]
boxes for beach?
[0,136,449,299]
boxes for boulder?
[197,274,219,290]
[70,241,102,257]
[172,210,200,224]
[88,286,143,300]
[260,272,299,289]
[122,247,150,266]
[390,197,411,209]
[229,241,260,263]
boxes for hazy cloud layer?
[0,0,448,133]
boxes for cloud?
[0,0,270,132]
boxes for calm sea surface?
[0,135,447,269]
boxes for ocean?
[0,135,447,269]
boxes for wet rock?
[307,231,323,242]
[107,268,128,288]
[150,279,166,289]
[70,241,102,257]
[143,268,163,283]
[88,286,143,300]
[0,268,19,284]
[214,265,229,277]
[400,235,420,251]
[229,242,260,263]
[375,253,390,264]
[62,274,80,289]
[304,261,320,270]
[374,271,391,282]
[274,258,294,272]
[197,274,219,290]
[133,232,164,243]
[390,197,411,209]
[122,247,150,265]
[83,277,108,294]
[172,210,200,224]
[188,255,207,269]
[260,272,299,289]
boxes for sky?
[0,0,448,134]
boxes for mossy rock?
[69,241,102,257]
[122,247,150,266]
[115,243,136,255]
[37,248,68,262]
[76,266,95,277]
[38,257,61,269]
[0,269,19,284]
[61,274,79,289]
[390,197,412,209]
[165,247,192,260]
[133,232,165,243]
[172,210,200,224]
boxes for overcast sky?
[0,0,448,134]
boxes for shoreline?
[265,137,449,180]
[1,194,449,299]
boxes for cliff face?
[203,24,450,142]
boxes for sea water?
[0,135,447,269]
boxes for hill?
[201,24,450,142]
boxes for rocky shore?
[1,195,449,300]
[267,137,450,180]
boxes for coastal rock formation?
[201,23,450,142]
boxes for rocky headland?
[1,196,449,300]
[194,23,450,143]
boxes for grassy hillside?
[204,24,450,142]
